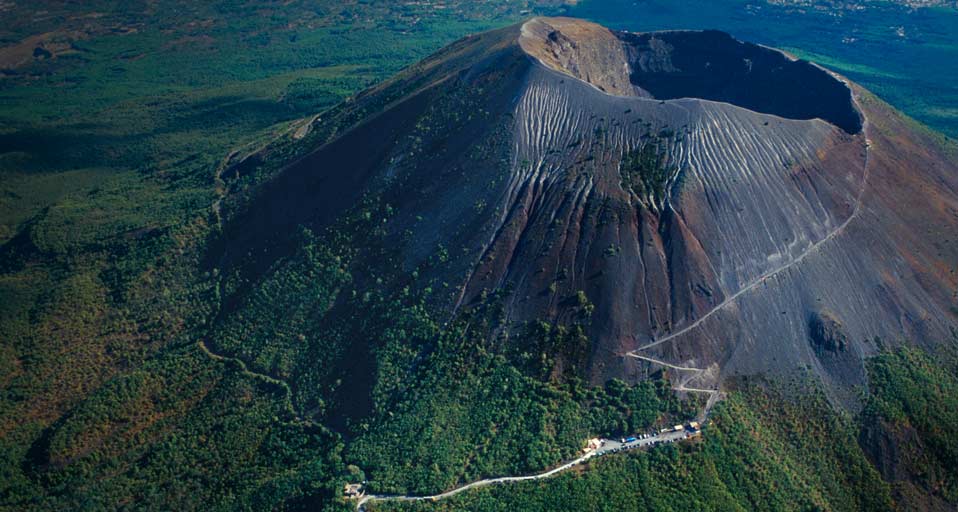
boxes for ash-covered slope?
[222,17,958,408]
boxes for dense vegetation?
[860,346,958,508]
[347,301,696,495]
[618,136,675,207]
[364,346,958,511]
[2,345,350,510]
[371,381,893,511]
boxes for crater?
[520,18,863,134]
[619,30,863,134]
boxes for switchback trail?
[197,340,318,426]
[626,352,707,373]
[198,116,328,427]
[625,353,721,418]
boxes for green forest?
[370,347,958,511]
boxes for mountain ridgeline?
[216,17,958,420]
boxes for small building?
[344,483,364,498]
[583,437,603,453]
[689,421,701,430]
[673,425,685,431]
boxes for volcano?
[221,17,958,409]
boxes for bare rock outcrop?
[809,311,849,354]
[520,17,639,97]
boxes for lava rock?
[809,312,849,353]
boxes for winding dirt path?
[197,340,317,425]
[198,116,329,426]
[357,453,598,509]
[355,427,694,510]
[626,352,707,372]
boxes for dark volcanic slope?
[223,17,958,407]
